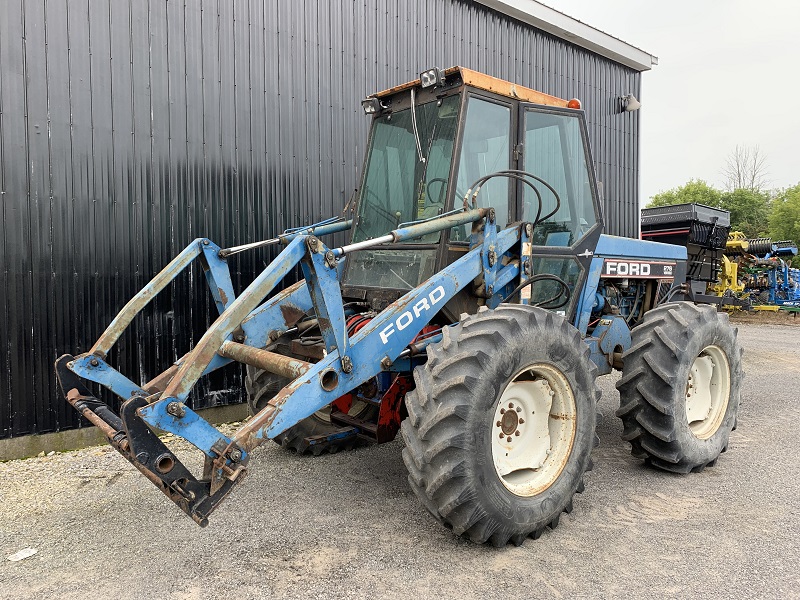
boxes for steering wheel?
[427,178,449,205]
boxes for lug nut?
[519,418,525,424]
[516,406,522,413]
[500,408,505,415]
[496,421,501,427]
[515,431,520,436]
[508,402,514,408]
[506,436,512,443]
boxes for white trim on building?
[475,0,658,72]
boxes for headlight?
[419,67,443,89]
[361,98,381,114]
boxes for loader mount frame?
[56,207,532,525]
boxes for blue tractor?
[56,67,743,546]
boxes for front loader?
[57,67,743,546]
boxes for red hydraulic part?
[331,316,439,443]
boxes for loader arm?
[56,208,526,525]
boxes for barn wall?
[0,0,640,438]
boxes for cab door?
[516,103,604,319]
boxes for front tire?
[616,302,743,473]
[401,305,599,546]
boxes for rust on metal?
[459,67,569,107]
[218,341,312,380]
[279,303,306,327]
[235,404,278,452]
[142,364,180,393]
[207,442,248,495]
[64,391,210,524]
[373,66,462,97]
[65,388,128,451]
[218,288,229,305]
[90,241,202,357]
[162,237,306,402]
[372,66,569,108]
[549,413,575,421]
[233,377,315,451]
[128,453,210,527]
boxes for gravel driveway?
[1,322,797,599]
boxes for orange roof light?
[567,98,582,109]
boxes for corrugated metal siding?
[0,0,641,439]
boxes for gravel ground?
[0,323,798,599]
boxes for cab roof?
[372,66,570,108]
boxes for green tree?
[647,180,770,238]
[718,188,770,238]
[769,184,800,266]
[647,180,722,208]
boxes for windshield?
[351,93,461,244]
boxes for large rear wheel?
[401,305,599,546]
[616,302,743,473]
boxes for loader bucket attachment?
[55,356,243,526]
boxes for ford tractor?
[56,67,743,546]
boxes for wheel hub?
[491,365,576,497]
[685,345,732,440]
[499,406,520,436]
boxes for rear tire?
[245,365,377,456]
[616,302,743,473]
[401,305,599,546]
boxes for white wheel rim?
[685,345,731,440]
[491,364,577,497]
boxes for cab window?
[522,110,597,247]
[451,97,511,240]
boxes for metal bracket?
[482,209,499,296]
[199,240,236,313]
[301,236,351,369]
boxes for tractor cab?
[342,67,603,319]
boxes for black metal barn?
[0,0,654,439]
